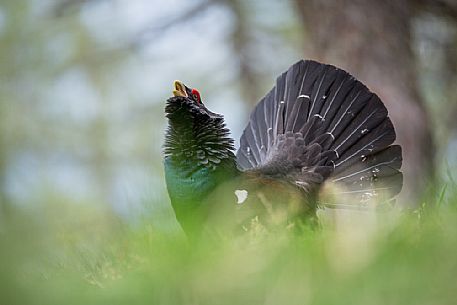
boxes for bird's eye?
[191,88,201,104]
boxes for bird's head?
[165,80,222,121]
[164,80,235,165]
[172,80,201,104]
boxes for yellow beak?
[173,80,188,97]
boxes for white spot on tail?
[234,190,248,204]
[314,114,324,121]
[326,132,335,140]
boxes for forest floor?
[1,182,456,305]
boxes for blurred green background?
[1,0,457,304]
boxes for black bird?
[164,60,402,236]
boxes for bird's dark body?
[164,60,403,236]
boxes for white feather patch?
[234,189,248,204]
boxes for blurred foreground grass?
[1,185,457,305]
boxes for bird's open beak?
[173,80,188,98]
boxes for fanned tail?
[236,60,402,205]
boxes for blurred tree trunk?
[293,0,434,204]
[224,0,262,106]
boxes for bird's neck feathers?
[164,105,237,174]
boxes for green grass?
[1,186,457,305]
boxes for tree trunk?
[294,0,434,204]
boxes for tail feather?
[331,145,403,198]
[236,60,403,204]
[335,118,396,168]
[330,95,388,155]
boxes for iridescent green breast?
[164,157,238,232]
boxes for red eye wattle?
[191,88,201,104]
